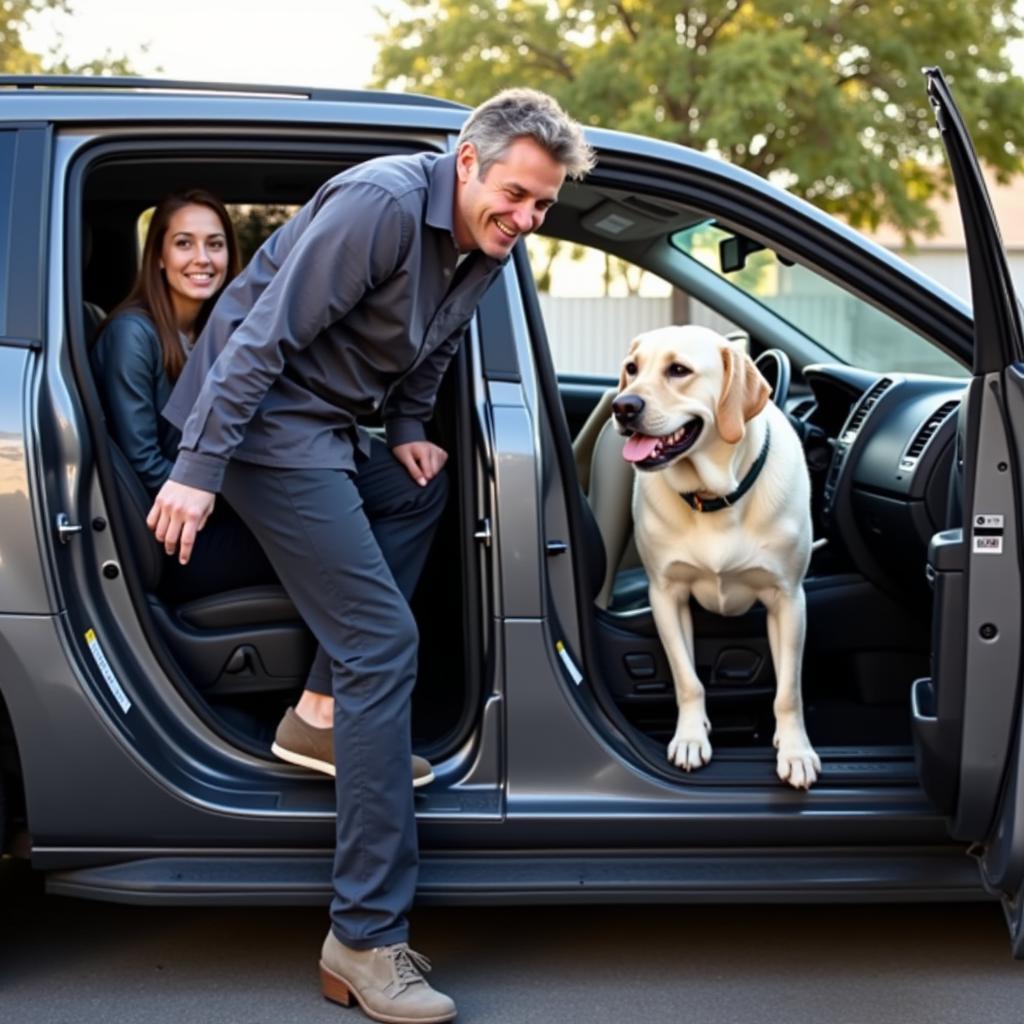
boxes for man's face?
[453,137,566,258]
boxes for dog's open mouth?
[621,418,704,470]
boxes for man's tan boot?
[319,930,457,1023]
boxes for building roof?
[867,171,1024,251]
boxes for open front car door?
[912,66,1024,954]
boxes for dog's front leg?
[765,586,820,789]
[650,583,712,771]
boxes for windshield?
[671,221,967,378]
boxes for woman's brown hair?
[104,189,241,381]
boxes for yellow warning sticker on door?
[84,628,132,714]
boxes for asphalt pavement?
[4,857,1024,1023]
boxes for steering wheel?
[753,348,791,409]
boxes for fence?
[535,294,963,378]
[538,294,736,377]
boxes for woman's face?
[159,204,229,320]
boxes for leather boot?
[319,930,457,1023]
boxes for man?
[148,89,594,1023]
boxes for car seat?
[107,440,314,695]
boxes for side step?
[46,848,988,906]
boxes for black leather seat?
[107,441,314,694]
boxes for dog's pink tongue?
[622,433,660,463]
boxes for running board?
[46,848,988,906]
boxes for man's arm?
[383,324,467,442]
[382,325,468,487]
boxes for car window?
[528,236,740,378]
[671,220,968,377]
[0,132,14,332]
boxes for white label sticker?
[973,535,1004,554]
[84,628,132,713]
[555,640,584,686]
[975,514,1005,529]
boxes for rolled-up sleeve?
[171,182,408,492]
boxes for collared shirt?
[163,151,505,493]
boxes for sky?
[22,0,1024,91]
[24,0,400,90]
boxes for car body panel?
[0,349,52,614]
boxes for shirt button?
[444,267,452,277]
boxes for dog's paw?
[667,717,712,772]
[775,742,821,790]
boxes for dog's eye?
[667,363,691,378]
[624,361,638,376]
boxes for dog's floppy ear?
[716,344,771,444]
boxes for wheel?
[753,348,791,408]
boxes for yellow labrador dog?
[613,325,820,789]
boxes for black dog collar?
[680,426,771,513]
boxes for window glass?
[671,220,967,377]
[527,235,738,378]
[0,132,14,333]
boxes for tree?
[1,1,134,75]
[373,0,1024,238]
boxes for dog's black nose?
[612,393,645,424]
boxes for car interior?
[528,177,969,785]
[71,140,971,788]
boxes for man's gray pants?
[221,438,448,949]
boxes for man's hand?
[146,480,216,565]
[392,441,448,487]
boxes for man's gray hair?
[458,88,596,181]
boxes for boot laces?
[388,944,432,989]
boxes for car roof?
[0,75,470,132]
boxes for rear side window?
[0,132,14,333]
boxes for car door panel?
[913,67,1024,954]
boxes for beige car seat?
[573,389,641,608]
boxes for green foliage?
[1,1,134,75]
[373,0,1024,239]
[228,205,299,264]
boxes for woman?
[92,189,275,601]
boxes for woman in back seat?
[91,189,276,602]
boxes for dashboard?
[801,364,964,596]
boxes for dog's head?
[612,325,770,471]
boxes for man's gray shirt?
[163,151,505,493]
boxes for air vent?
[841,377,893,442]
[789,397,816,420]
[901,399,960,465]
